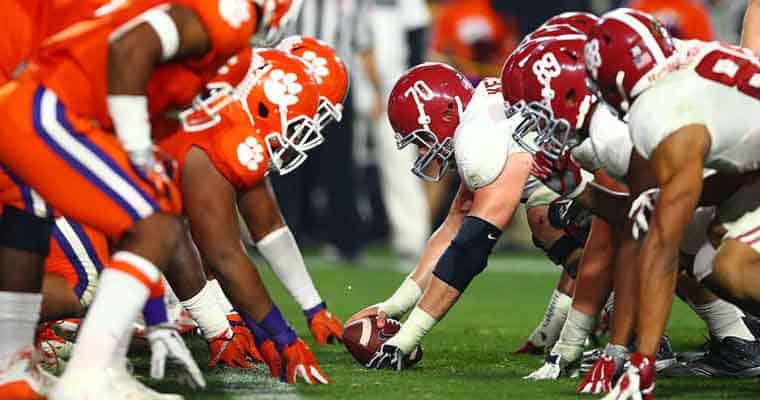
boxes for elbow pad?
[433,216,501,292]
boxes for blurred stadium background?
[273,0,749,270]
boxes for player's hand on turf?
[628,188,659,240]
[366,343,406,370]
[603,353,655,400]
[578,354,617,394]
[308,308,344,345]
[346,305,389,329]
[531,146,584,198]
[281,339,330,384]
[207,327,254,369]
[525,352,563,380]
[147,323,206,389]
[227,313,264,363]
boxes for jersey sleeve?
[628,75,708,160]
[183,0,257,61]
[207,107,269,190]
[586,105,632,180]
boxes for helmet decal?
[263,69,303,107]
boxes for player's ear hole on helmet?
[258,102,269,118]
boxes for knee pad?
[547,235,582,278]
[0,206,53,256]
[433,216,501,292]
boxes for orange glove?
[281,339,330,384]
[207,328,254,369]
[259,339,282,378]
[308,309,343,345]
[227,313,264,363]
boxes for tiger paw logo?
[264,69,303,106]
[237,137,265,171]
[301,51,330,81]
[219,0,251,29]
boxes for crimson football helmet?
[387,63,475,181]
[541,12,599,35]
[522,24,586,44]
[277,36,349,138]
[584,8,675,115]
[504,37,594,158]
[253,0,303,45]
[237,49,321,174]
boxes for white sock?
[108,325,133,370]
[180,282,229,339]
[208,279,235,313]
[527,289,572,348]
[388,306,436,354]
[62,268,150,376]
[552,307,596,364]
[256,227,322,311]
[692,298,754,341]
[0,291,42,368]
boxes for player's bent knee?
[433,216,501,292]
[713,240,760,301]
[0,206,53,256]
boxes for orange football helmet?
[278,36,349,137]
[253,0,303,45]
[237,49,320,174]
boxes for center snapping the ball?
[342,316,423,367]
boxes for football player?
[345,47,599,368]
[158,47,337,384]
[0,1,301,399]
[581,8,760,399]
[504,27,760,390]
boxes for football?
[342,316,423,367]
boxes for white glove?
[628,188,660,240]
[524,353,563,380]
[147,324,206,389]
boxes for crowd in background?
[271,0,750,268]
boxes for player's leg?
[181,147,327,383]
[517,203,581,354]
[238,177,342,344]
[0,85,186,397]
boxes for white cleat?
[108,367,184,400]
[0,347,55,400]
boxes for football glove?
[603,353,656,400]
[366,343,406,371]
[227,313,264,363]
[146,323,206,389]
[578,344,628,395]
[259,339,282,378]
[628,188,659,240]
[308,308,344,345]
[281,339,330,384]
[207,328,254,369]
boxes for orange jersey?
[24,0,257,129]
[628,0,714,41]
[431,0,519,64]
[159,100,270,191]
[0,0,105,84]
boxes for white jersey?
[629,40,760,174]
[453,78,541,199]
[572,104,633,181]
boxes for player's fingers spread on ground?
[293,364,312,384]
[309,365,330,384]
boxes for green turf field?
[135,251,760,399]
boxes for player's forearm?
[575,182,629,226]
[742,0,760,55]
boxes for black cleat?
[663,336,760,377]
[655,335,677,372]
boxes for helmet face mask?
[179,83,236,132]
[395,129,453,182]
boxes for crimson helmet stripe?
[516,34,587,68]
[607,11,667,64]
